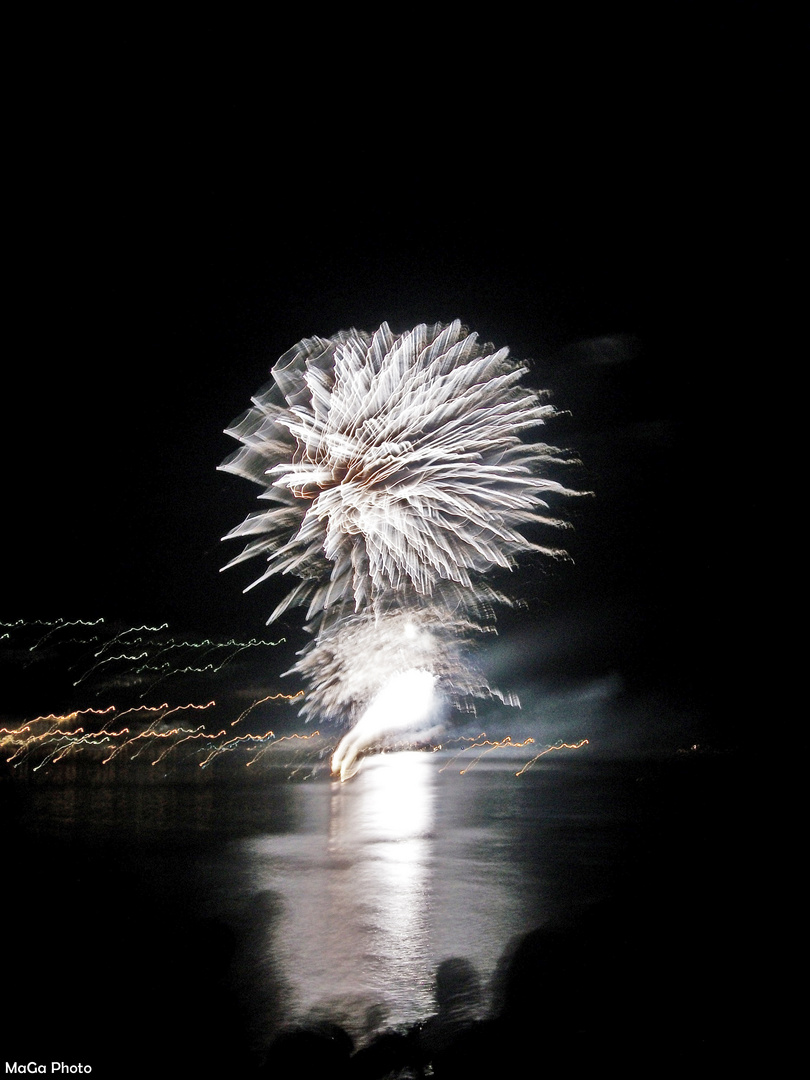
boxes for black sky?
[4,6,798,742]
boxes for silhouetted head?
[260,1022,353,1078]
[434,957,482,1018]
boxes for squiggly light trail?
[439,735,537,774]
[1,619,307,772]
[514,739,591,776]
[1,680,584,779]
[231,693,302,726]
[2,694,585,779]
[73,632,286,690]
[2,584,589,777]
[1,700,313,771]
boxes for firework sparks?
[221,321,585,775]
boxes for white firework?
[220,320,583,774]
[289,608,501,725]
[220,320,579,629]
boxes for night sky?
[5,6,796,750]
[0,16,795,1077]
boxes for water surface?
[4,746,739,1072]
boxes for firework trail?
[1,620,310,773]
[220,321,583,777]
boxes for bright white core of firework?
[331,669,439,782]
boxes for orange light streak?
[230,691,305,726]
[438,735,535,773]
[515,739,590,775]
[245,730,321,766]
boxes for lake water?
[3,744,741,1075]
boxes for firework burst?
[220,320,583,774]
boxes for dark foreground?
[2,750,744,1078]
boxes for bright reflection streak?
[244,751,436,1029]
[332,750,434,842]
[333,753,433,980]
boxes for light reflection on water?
[245,752,438,1026]
[236,750,615,1033]
[9,748,632,1044]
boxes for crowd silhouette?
[257,902,735,1077]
